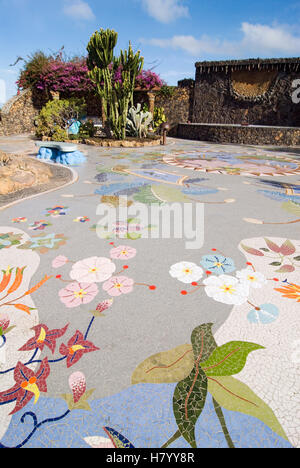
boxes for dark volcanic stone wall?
[177,123,300,146]
[155,85,194,136]
[193,70,300,127]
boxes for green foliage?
[172,323,215,448]
[126,103,153,138]
[51,126,68,142]
[158,85,176,98]
[132,322,285,449]
[201,341,265,376]
[87,29,117,70]
[143,104,166,131]
[173,363,208,448]
[153,106,166,130]
[208,376,288,441]
[36,98,86,140]
[17,51,52,89]
[79,120,97,139]
[87,28,144,140]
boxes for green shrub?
[51,126,68,142]
[158,85,176,98]
[153,107,166,130]
[79,120,97,139]
[36,98,86,140]
[17,51,52,90]
[142,104,166,131]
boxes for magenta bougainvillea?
[17,56,164,94]
[18,59,95,95]
[36,60,95,94]
[135,70,165,90]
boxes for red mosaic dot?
[181,290,188,295]
[56,275,62,279]
[149,285,156,290]
[191,282,198,286]
[211,249,217,252]
[206,271,212,275]
[246,262,253,266]
[123,265,129,269]
[273,278,279,282]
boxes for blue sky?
[1,0,300,103]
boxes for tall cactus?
[87,29,144,140]
[87,29,117,137]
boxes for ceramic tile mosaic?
[0,136,299,449]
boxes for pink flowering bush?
[35,59,95,95]
[135,70,165,90]
[17,49,164,95]
[18,56,95,95]
[108,64,164,90]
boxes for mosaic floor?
[0,136,299,449]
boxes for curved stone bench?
[35,141,86,166]
[35,141,78,152]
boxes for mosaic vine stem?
[212,398,235,449]
[161,430,181,448]
[0,410,71,448]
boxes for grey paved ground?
[0,134,299,448]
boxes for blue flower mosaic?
[200,255,236,275]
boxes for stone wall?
[0,89,101,137]
[193,67,300,127]
[2,58,300,142]
[155,84,194,136]
[0,89,47,136]
[177,123,300,146]
[0,85,194,138]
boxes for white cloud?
[240,22,300,54]
[141,0,189,23]
[145,22,300,57]
[63,0,95,21]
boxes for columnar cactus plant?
[87,29,144,140]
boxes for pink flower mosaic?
[70,257,116,283]
[59,282,99,308]
[110,245,137,260]
[102,276,134,297]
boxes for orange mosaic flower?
[275,283,300,302]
